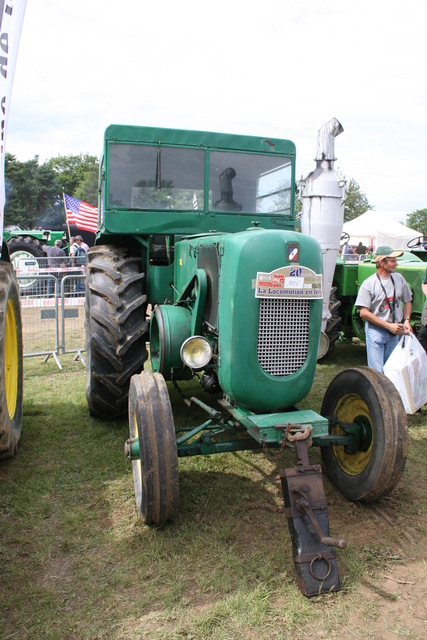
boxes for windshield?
[107,144,292,215]
[108,144,205,209]
[209,151,292,215]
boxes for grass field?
[1,340,427,639]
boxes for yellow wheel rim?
[5,298,18,420]
[332,393,373,476]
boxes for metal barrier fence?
[16,256,86,370]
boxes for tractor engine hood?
[215,228,323,412]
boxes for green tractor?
[4,226,66,263]
[3,226,67,295]
[85,122,408,594]
[3,225,94,295]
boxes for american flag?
[64,193,98,233]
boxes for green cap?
[374,245,403,262]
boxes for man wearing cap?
[355,246,413,372]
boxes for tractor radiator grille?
[257,298,310,376]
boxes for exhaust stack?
[300,118,346,359]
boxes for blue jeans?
[365,322,399,373]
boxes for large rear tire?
[85,245,148,418]
[351,304,366,341]
[324,287,341,355]
[7,236,46,261]
[129,370,179,525]
[318,287,342,360]
[320,367,408,502]
[0,262,23,459]
[8,236,47,295]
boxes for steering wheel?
[340,231,350,247]
[407,236,426,249]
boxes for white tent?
[342,210,420,250]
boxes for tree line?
[5,152,426,235]
[4,153,98,229]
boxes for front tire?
[129,370,179,525]
[0,262,23,458]
[85,245,148,418]
[320,367,408,502]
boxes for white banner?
[0,0,27,251]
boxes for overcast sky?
[6,0,427,223]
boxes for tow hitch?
[280,430,347,596]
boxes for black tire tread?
[7,237,47,296]
[85,245,148,418]
[129,371,179,525]
[366,368,408,500]
[321,366,408,502]
[319,287,342,360]
[7,236,46,258]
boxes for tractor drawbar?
[280,436,347,596]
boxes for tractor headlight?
[180,336,212,370]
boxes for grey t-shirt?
[42,244,66,268]
[355,272,412,324]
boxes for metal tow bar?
[278,424,347,596]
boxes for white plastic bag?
[384,334,427,414]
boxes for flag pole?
[63,193,72,246]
